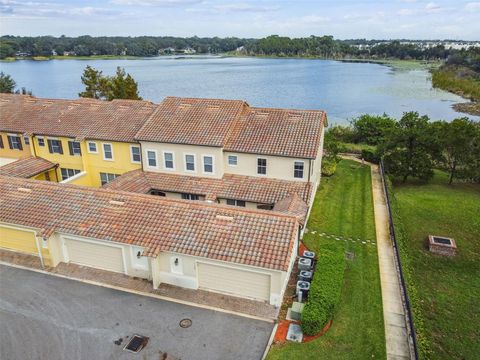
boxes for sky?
[0,0,479,40]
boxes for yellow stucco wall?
[0,224,53,266]
[32,168,58,181]
[0,132,32,159]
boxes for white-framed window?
[294,161,305,179]
[184,154,196,172]
[228,155,238,166]
[202,155,214,174]
[100,172,119,186]
[7,134,22,150]
[68,140,81,156]
[257,158,267,175]
[47,138,63,154]
[37,137,45,147]
[226,199,246,207]
[60,168,80,180]
[181,193,199,200]
[87,141,97,153]
[23,136,30,145]
[163,151,174,170]
[147,150,157,168]
[102,143,113,161]
[130,145,141,163]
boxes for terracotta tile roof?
[0,156,57,178]
[0,175,298,271]
[273,193,309,225]
[103,169,312,206]
[224,107,327,159]
[136,97,248,146]
[0,94,156,142]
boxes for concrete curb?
[0,261,276,324]
[261,322,278,360]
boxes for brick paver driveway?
[0,265,273,360]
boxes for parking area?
[0,265,274,360]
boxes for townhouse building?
[0,93,327,305]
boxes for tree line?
[325,114,480,184]
[1,35,478,61]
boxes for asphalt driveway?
[0,265,273,360]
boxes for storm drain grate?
[123,334,149,353]
[179,318,192,328]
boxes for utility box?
[290,301,305,321]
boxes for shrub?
[361,149,380,164]
[301,246,345,336]
[322,158,337,176]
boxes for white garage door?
[64,238,125,273]
[197,263,271,302]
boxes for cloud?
[0,1,121,18]
[212,3,279,13]
[397,8,416,16]
[425,2,442,12]
[465,2,480,12]
[110,0,201,5]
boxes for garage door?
[197,263,270,302]
[0,226,37,255]
[64,238,125,273]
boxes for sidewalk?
[0,249,278,322]
[370,164,412,360]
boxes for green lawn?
[391,171,480,360]
[267,160,386,360]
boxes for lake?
[1,56,477,125]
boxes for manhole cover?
[179,318,192,328]
[123,334,149,353]
[345,251,355,260]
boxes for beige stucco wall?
[223,152,312,182]
[140,141,224,178]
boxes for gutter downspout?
[34,232,45,269]
[31,135,38,158]
[308,159,312,183]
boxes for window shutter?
[58,141,63,154]
[18,138,23,150]
[47,139,53,153]
[68,141,74,155]
[8,136,13,149]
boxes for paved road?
[0,265,273,360]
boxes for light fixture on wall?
[137,251,141,259]
[174,258,179,266]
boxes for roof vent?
[216,215,234,221]
[109,200,125,206]
[17,187,32,193]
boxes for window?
[37,137,45,147]
[87,142,97,153]
[68,141,81,156]
[47,139,63,154]
[294,161,304,179]
[131,146,141,163]
[149,190,166,196]
[100,172,119,186]
[226,199,246,207]
[102,143,113,160]
[203,155,213,173]
[7,135,22,150]
[257,158,267,175]
[147,150,157,167]
[0,135,3,149]
[257,203,274,210]
[228,155,237,166]
[164,152,174,169]
[181,193,199,200]
[24,136,30,145]
[88,142,97,153]
[185,154,195,172]
[60,168,80,180]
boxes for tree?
[381,112,437,182]
[352,114,396,145]
[0,72,16,93]
[79,66,141,101]
[436,118,480,184]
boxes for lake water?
[1,56,477,125]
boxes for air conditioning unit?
[298,257,312,271]
[298,270,313,282]
[302,250,316,260]
[296,281,310,301]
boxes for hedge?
[301,245,346,336]
[361,149,380,164]
[321,158,337,177]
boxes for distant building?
[62,51,76,56]
[183,47,196,54]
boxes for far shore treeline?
[1,35,479,61]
